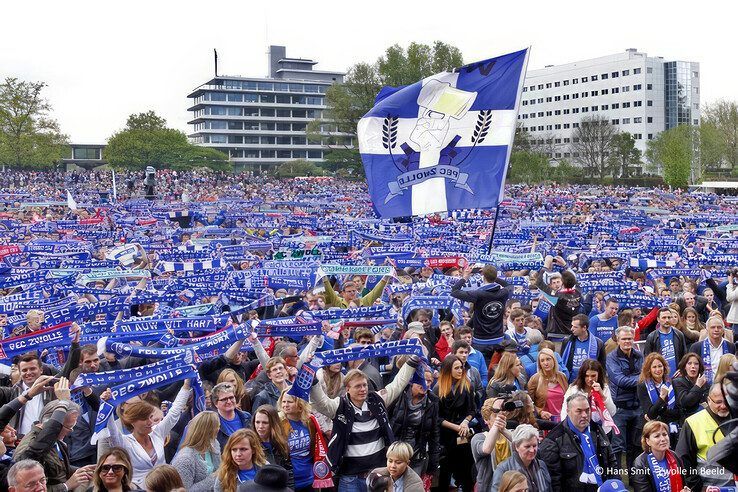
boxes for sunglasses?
[101,464,126,474]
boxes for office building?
[187,45,344,171]
[519,49,700,170]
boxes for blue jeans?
[338,474,368,492]
[611,407,640,469]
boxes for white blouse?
[108,386,192,488]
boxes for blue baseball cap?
[598,479,627,492]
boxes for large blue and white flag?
[358,48,529,218]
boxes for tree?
[275,159,326,178]
[702,100,738,169]
[0,77,68,168]
[125,110,167,131]
[312,41,464,169]
[105,111,229,171]
[608,132,642,178]
[507,151,551,183]
[570,115,618,178]
[646,125,694,188]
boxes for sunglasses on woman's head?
[101,464,126,474]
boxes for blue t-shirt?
[659,330,677,375]
[589,315,618,341]
[238,467,257,483]
[220,414,243,437]
[572,338,591,376]
[287,419,313,489]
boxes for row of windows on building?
[221,149,324,159]
[193,107,322,119]
[523,85,657,105]
[522,122,656,139]
[194,93,325,105]
[524,67,647,92]
[520,100,651,119]
[542,147,645,159]
[196,134,320,145]
[219,80,328,93]
[193,121,308,132]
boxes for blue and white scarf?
[566,418,602,486]
[702,338,729,384]
[645,379,676,409]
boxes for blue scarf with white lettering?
[566,418,602,486]
[91,361,201,443]
[287,339,425,401]
[702,338,729,384]
[0,322,73,361]
[645,379,676,409]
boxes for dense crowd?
[0,170,736,492]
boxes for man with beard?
[643,307,687,377]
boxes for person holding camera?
[471,397,514,491]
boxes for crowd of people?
[0,170,736,492]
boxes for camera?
[494,387,525,412]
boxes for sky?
[2,0,735,143]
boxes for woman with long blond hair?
[434,354,475,492]
[214,429,266,492]
[715,353,737,384]
[488,352,526,397]
[277,390,319,492]
[170,411,221,490]
[526,348,568,422]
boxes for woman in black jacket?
[434,355,476,492]
[636,353,682,447]
[388,367,439,479]
[631,420,689,492]
[672,353,708,422]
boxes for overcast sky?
[3,0,735,143]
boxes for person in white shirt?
[106,379,192,488]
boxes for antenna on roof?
[214,49,219,77]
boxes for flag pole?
[486,46,530,257]
[486,205,500,254]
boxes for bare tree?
[570,115,618,178]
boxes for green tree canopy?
[311,41,464,170]
[608,132,642,178]
[105,111,229,171]
[0,77,69,169]
[126,110,167,131]
[647,124,695,188]
[275,159,326,178]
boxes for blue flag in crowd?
[358,48,529,217]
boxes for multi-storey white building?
[519,49,700,168]
[188,46,344,171]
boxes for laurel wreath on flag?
[382,116,398,149]
[472,109,492,145]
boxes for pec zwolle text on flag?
[358,48,529,218]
